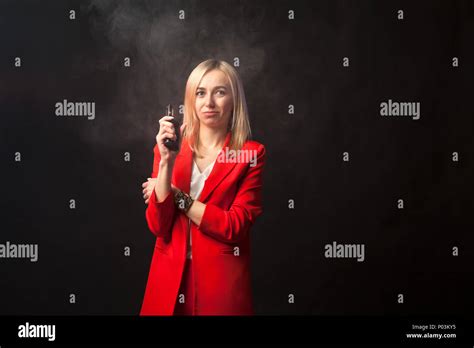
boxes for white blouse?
[186,158,216,259]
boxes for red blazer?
[140,131,266,315]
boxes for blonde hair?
[182,59,252,157]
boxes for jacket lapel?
[172,131,237,203]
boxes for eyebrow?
[196,85,228,90]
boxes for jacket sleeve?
[145,144,176,238]
[197,144,266,244]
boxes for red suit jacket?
[140,131,266,315]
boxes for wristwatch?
[174,189,194,212]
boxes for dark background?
[0,0,473,315]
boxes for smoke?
[81,0,265,150]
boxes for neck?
[198,126,227,154]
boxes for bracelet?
[174,189,194,212]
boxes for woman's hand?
[142,178,179,204]
[142,178,157,204]
[156,115,187,165]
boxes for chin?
[202,119,224,128]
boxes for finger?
[159,115,175,121]
[162,133,176,142]
[159,116,175,124]
[145,199,149,204]
[161,132,177,141]
[158,119,175,134]
[161,130,175,137]
[161,125,175,135]
[142,182,148,188]
[161,121,175,129]
[159,132,170,141]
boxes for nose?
[204,94,215,108]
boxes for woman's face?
[194,69,233,130]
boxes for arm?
[186,144,266,244]
[145,145,177,238]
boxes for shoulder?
[240,139,266,167]
[242,139,265,153]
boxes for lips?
[203,111,218,115]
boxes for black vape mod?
[163,104,181,152]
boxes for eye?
[196,91,204,96]
[217,90,225,95]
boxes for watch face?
[174,191,191,211]
[174,191,183,206]
[184,195,193,211]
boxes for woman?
[140,59,266,316]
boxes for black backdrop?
[1,0,473,316]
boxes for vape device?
[163,104,181,152]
